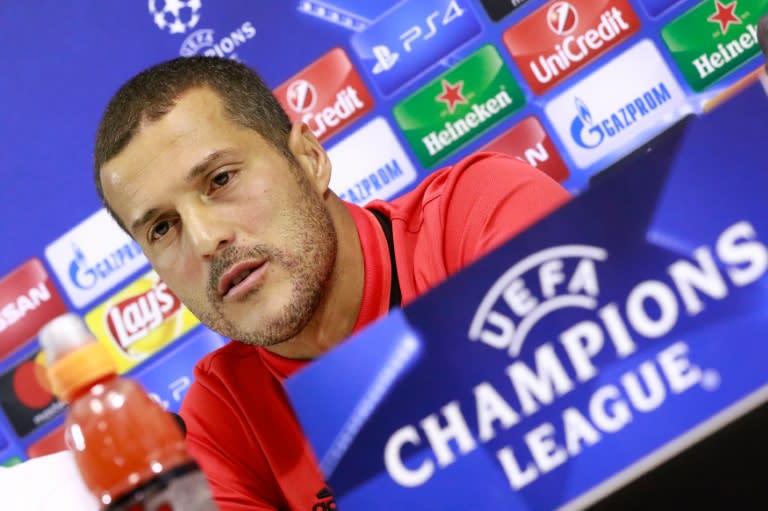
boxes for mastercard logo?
[12,353,53,409]
[0,349,64,437]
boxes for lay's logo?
[106,280,181,351]
[86,271,199,373]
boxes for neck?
[265,197,364,359]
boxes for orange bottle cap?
[39,313,118,401]
[47,342,117,401]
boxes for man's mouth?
[218,260,267,302]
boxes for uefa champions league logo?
[148,0,202,34]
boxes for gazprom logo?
[67,242,144,291]
[45,209,149,308]
[570,98,603,149]
[570,82,673,150]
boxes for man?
[94,56,570,510]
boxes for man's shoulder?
[380,152,541,211]
[368,152,549,224]
[430,151,558,198]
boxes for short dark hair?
[760,14,768,69]
[93,56,293,223]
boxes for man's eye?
[150,220,171,241]
[211,171,232,188]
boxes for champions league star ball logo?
[148,0,202,34]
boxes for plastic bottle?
[39,313,217,510]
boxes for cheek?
[148,252,205,294]
[229,189,277,232]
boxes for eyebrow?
[185,149,235,183]
[129,149,238,234]
[130,207,161,236]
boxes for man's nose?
[182,205,234,258]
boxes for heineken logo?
[393,45,525,168]
[423,89,514,157]
[707,0,742,34]
[436,80,468,113]
[661,0,768,92]
[692,23,759,80]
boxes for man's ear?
[288,122,332,195]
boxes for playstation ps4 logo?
[570,82,673,150]
[351,0,481,96]
[369,1,466,75]
[372,45,399,74]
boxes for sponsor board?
[0,259,67,361]
[179,21,256,60]
[27,423,66,459]
[393,45,526,168]
[351,0,482,96]
[544,40,688,169]
[134,328,225,413]
[295,0,402,30]
[637,0,686,18]
[274,48,374,143]
[661,0,767,92]
[45,209,148,309]
[503,0,641,94]
[481,116,570,183]
[1,456,23,467]
[84,271,199,374]
[478,0,532,22]
[327,117,417,205]
[0,350,64,438]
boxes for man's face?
[100,87,337,346]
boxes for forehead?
[128,87,237,155]
[99,88,265,223]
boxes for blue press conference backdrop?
[0,0,765,466]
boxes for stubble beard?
[194,193,338,347]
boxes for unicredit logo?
[275,48,374,143]
[286,80,317,114]
[532,7,630,84]
[547,2,578,36]
[503,0,640,94]
[303,87,365,139]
